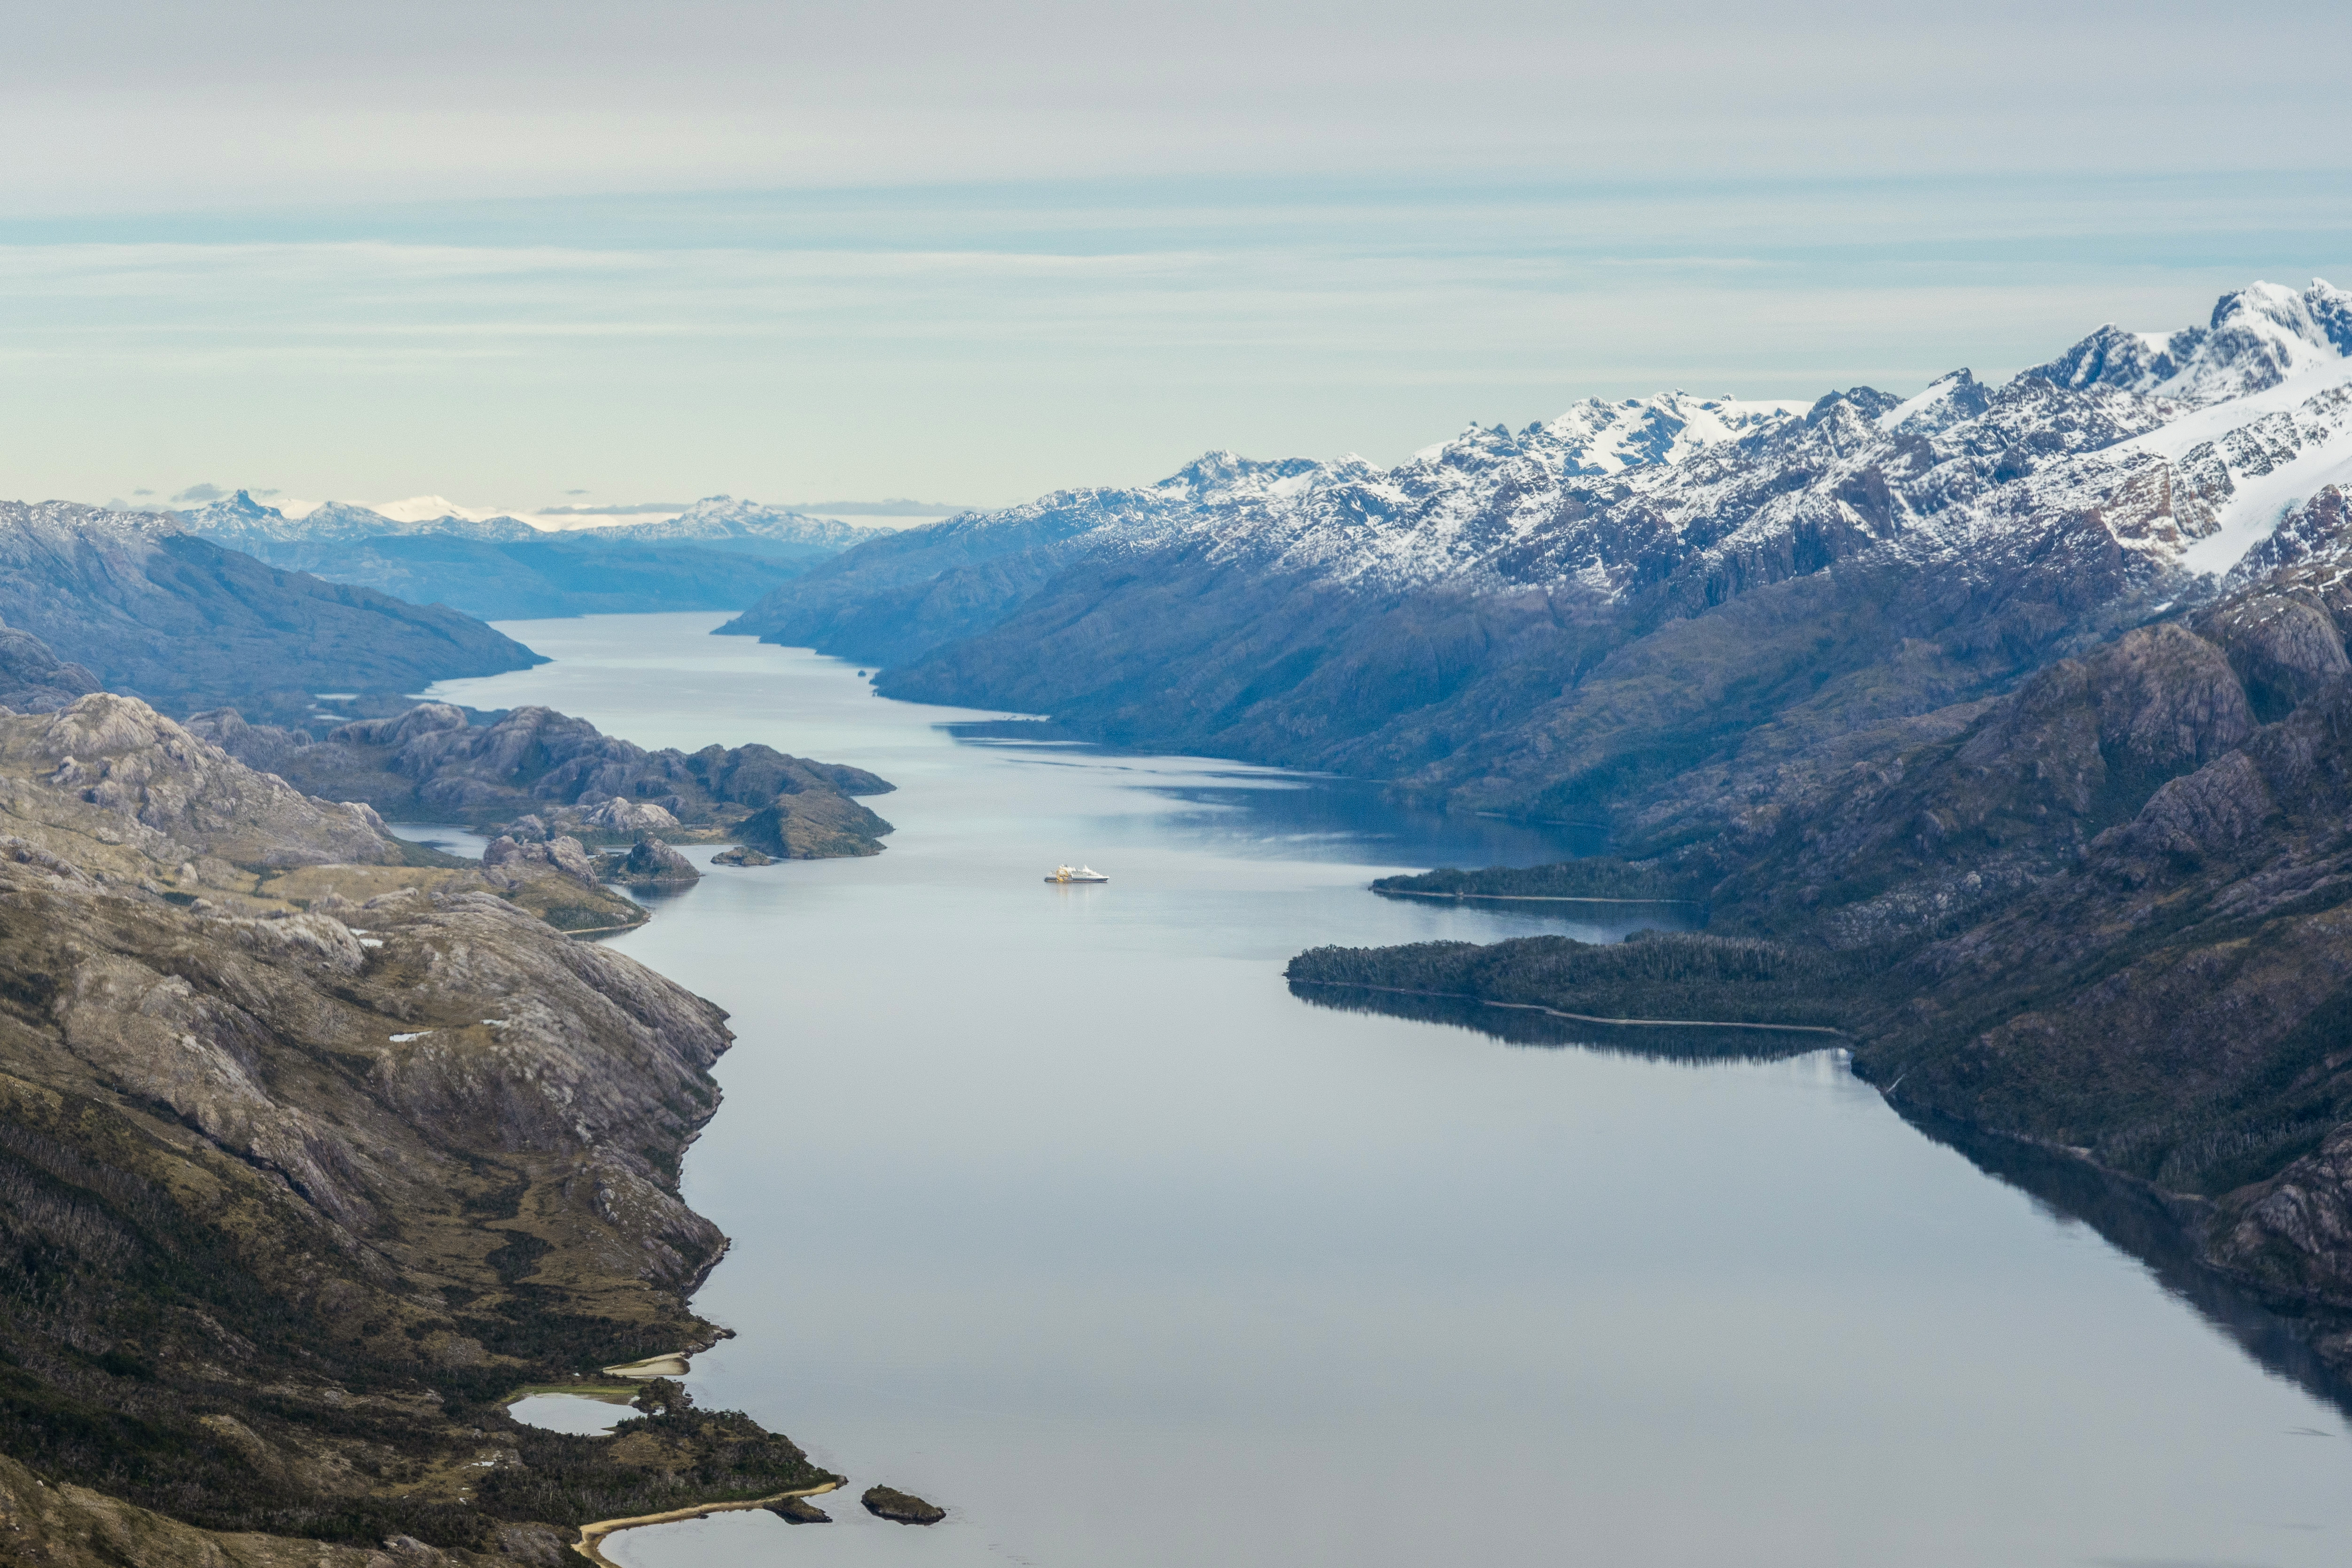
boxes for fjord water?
[429,614,2351,1568]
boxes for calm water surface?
[428,613,2352,1568]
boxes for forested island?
[1288,931,1856,1033]
[1370,858,1700,904]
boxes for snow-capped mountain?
[722,278,2352,819]
[2023,280,2352,407]
[175,491,538,551]
[824,277,2352,606]
[589,495,879,549]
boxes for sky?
[3,0,2349,519]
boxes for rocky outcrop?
[0,619,101,713]
[1686,620,2259,944]
[0,501,542,726]
[484,832,598,884]
[765,1496,832,1523]
[3,693,398,870]
[860,1486,945,1525]
[0,692,830,1562]
[190,702,895,857]
[616,835,700,883]
[711,845,774,866]
[736,794,889,859]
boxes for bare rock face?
[2211,1125,2352,1300]
[484,831,598,885]
[0,678,852,1563]
[0,796,785,1560]
[617,834,701,882]
[3,693,396,869]
[194,700,895,857]
[0,619,102,713]
[2196,579,2352,720]
[579,796,681,835]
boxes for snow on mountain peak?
[1537,391,1805,474]
[1157,451,1333,504]
[1877,370,1990,434]
[2026,279,2350,408]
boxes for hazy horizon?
[5,0,2347,514]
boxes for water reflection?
[1910,1110,2352,1428]
[1286,979,1819,1063]
[1294,963,2352,1431]
[415,614,2352,1568]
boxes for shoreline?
[1374,888,1700,906]
[1288,977,1847,1035]
[572,1480,845,1565]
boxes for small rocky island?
[766,1496,833,1523]
[862,1485,947,1525]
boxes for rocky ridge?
[174,493,880,621]
[725,281,2352,828]
[0,501,543,727]
[0,693,835,1563]
[190,702,895,858]
[1294,505,2352,1381]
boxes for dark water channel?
[424,613,2352,1568]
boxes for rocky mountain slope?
[0,503,543,727]
[0,695,832,1564]
[192,700,896,858]
[0,619,100,713]
[180,493,881,620]
[726,280,2352,832]
[1291,511,2352,1380]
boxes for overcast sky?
[4,0,2348,514]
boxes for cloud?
[253,487,280,497]
[563,487,588,494]
[172,482,226,502]
[132,488,153,495]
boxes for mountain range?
[723,279,2352,834]
[0,501,541,726]
[177,493,882,620]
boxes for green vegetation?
[1371,857,1699,902]
[1287,931,1862,1032]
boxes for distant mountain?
[180,490,539,549]
[722,278,2352,828]
[0,501,542,725]
[587,494,879,554]
[174,491,880,618]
